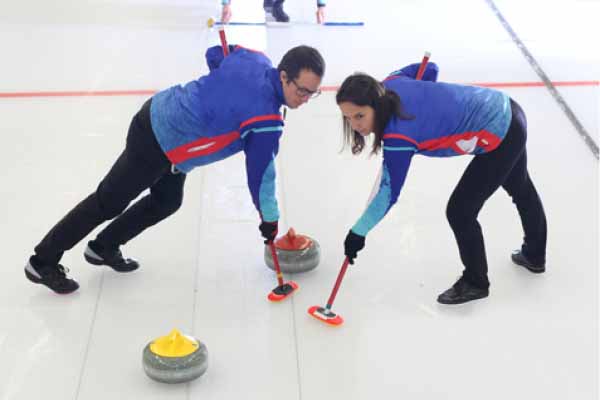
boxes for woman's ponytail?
[371,89,414,154]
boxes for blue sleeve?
[351,139,416,236]
[205,45,238,71]
[387,62,439,82]
[222,0,230,5]
[317,0,326,6]
[243,119,285,222]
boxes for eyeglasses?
[290,79,321,99]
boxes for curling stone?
[142,328,208,384]
[264,228,320,273]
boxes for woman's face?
[338,102,375,136]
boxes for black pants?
[34,99,187,265]
[263,0,284,8]
[446,99,547,288]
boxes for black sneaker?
[84,240,139,272]
[437,277,489,305]
[511,250,545,273]
[271,3,290,22]
[25,256,79,294]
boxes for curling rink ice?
[0,0,598,399]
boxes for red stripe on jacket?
[419,130,501,154]
[239,114,283,129]
[384,130,501,154]
[382,133,419,146]
[383,75,403,82]
[166,131,240,164]
[234,45,267,57]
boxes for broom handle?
[269,242,284,286]
[415,51,431,80]
[325,258,350,309]
[218,26,229,56]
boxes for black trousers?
[446,99,547,288]
[263,0,284,8]
[34,99,187,265]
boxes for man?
[25,44,325,294]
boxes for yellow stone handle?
[150,329,198,357]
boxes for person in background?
[221,0,327,24]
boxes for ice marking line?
[485,0,599,159]
[0,81,597,99]
[0,89,157,98]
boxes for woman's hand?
[344,230,365,264]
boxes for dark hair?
[277,45,325,81]
[336,73,413,155]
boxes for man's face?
[280,69,322,109]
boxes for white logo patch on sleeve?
[456,137,479,153]
[187,142,215,153]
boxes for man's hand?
[259,221,278,244]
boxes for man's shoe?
[84,240,139,272]
[271,4,290,22]
[511,250,545,273]
[437,277,489,305]
[25,256,79,294]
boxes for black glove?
[259,221,278,244]
[344,230,365,265]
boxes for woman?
[336,63,547,304]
